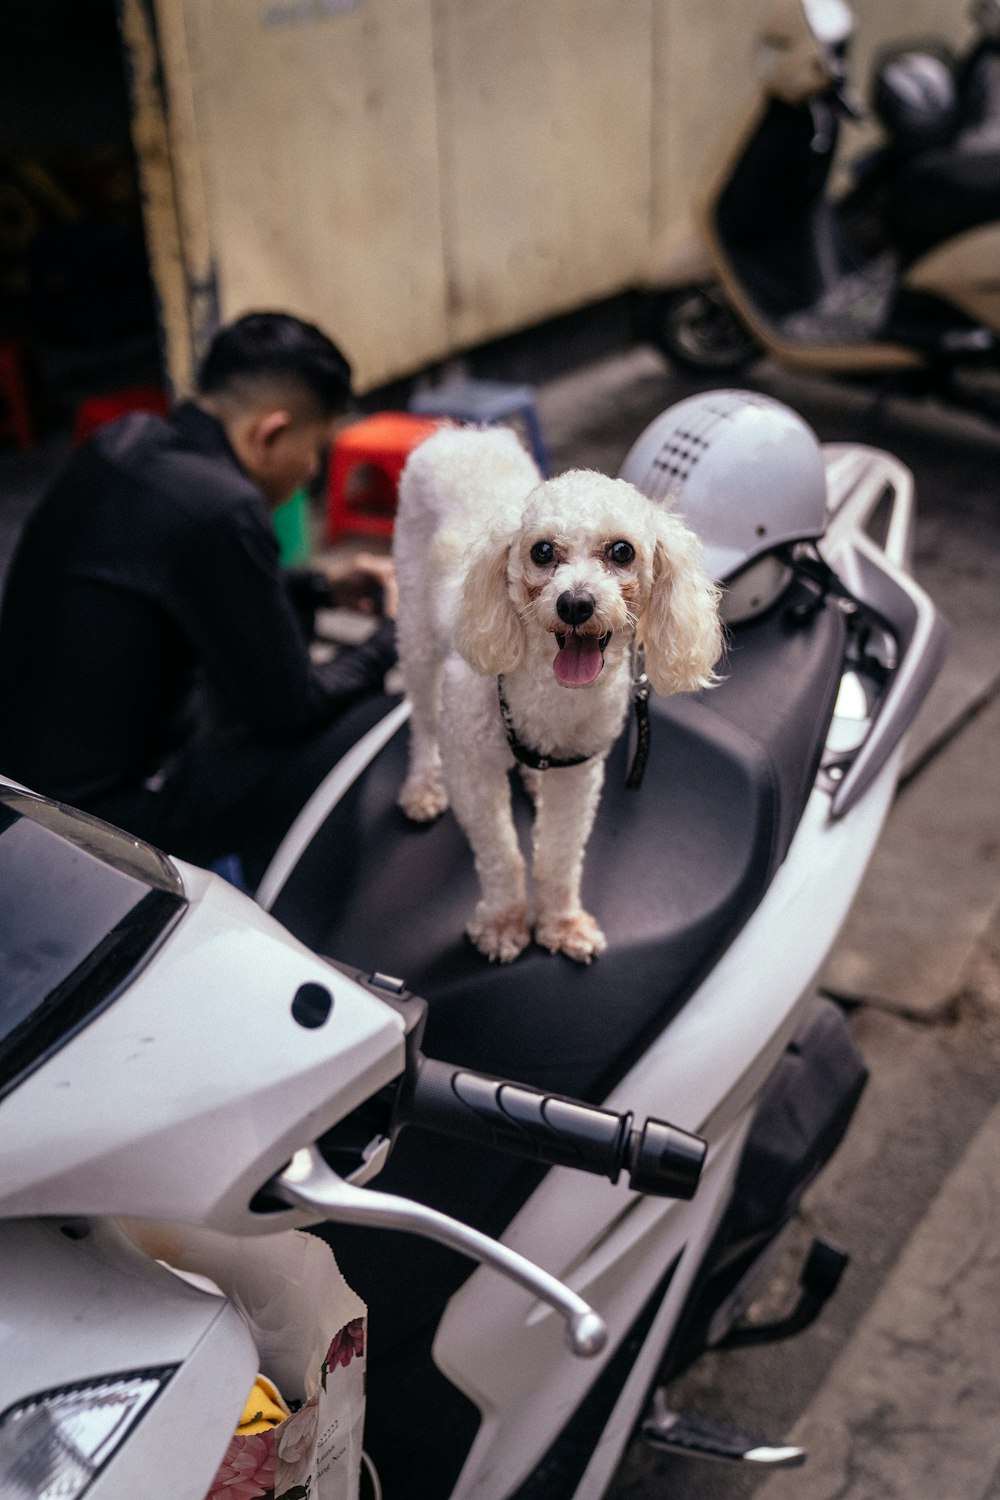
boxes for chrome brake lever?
[272,1146,607,1358]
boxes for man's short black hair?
[197,311,353,417]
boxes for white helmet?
[619,389,828,622]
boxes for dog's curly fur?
[393,426,722,964]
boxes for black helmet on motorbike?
[619,390,828,624]
[873,50,959,151]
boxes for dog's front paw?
[467,903,531,964]
[398,770,449,823]
[535,909,607,964]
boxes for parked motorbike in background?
[841,0,1000,263]
[644,0,1000,424]
[0,390,947,1499]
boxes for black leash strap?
[497,650,654,788]
[626,648,651,791]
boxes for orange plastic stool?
[73,385,169,446]
[327,412,443,542]
[0,339,37,451]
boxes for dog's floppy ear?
[639,508,723,696]
[454,531,526,677]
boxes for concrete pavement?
[757,1096,1000,1500]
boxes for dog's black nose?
[556,590,595,626]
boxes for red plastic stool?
[0,339,37,451]
[73,385,169,446]
[327,412,443,542]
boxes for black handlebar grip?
[626,1117,707,1200]
[408,1057,705,1200]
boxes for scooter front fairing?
[0,1218,258,1500]
[0,782,664,1498]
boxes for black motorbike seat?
[890,146,1000,262]
[273,579,846,1106]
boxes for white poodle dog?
[393,426,722,965]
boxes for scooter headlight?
[0,1368,174,1498]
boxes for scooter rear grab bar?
[821,445,950,818]
[272,1146,609,1358]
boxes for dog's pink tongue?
[553,635,604,686]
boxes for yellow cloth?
[237,1374,290,1435]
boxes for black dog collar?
[496,677,593,771]
[496,651,651,788]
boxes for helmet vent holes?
[650,426,711,496]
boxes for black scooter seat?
[892,146,1000,262]
[272,580,846,1107]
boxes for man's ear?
[250,408,294,454]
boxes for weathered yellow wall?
[431,0,653,349]
[649,0,771,280]
[139,0,970,392]
[168,0,450,391]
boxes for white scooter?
[0,391,947,1500]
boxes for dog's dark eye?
[530,541,556,566]
[607,540,635,566]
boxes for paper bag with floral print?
[206,1312,367,1500]
[120,1220,366,1500]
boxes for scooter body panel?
[0,1218,257,1500]
[88,1302,257,1500]
[906,220,1000,332]
[0,861,406,1234]
[443,1114,754,1500]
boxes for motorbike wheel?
[646,284,760,375]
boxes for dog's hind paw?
[535,909,607,964]
[467,903,531,964]
[398,772,449,823]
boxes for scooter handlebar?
[407,1057,706,1200]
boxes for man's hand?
[325,552,398,619]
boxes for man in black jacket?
[0,311,397,879]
